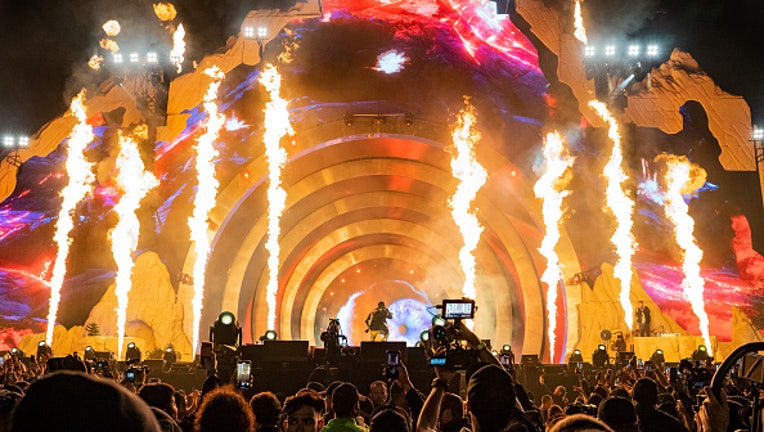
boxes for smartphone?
[236,360,251,389]
[126,371,136,382]
[0,356,4,367]
[575,362,583,373]
[637,359,644,369]
[387,350,400,367]
[500,354,512,367]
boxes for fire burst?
[573,0,588,45]
[662,156,713,353]
[533,131,574,363]
[111,131,158,360]
[170,24,186,73]
[448,98,487,313]
[589,100,637,331]
[260,64,294,331]
[189,67,226,352]
[46,91,96,345]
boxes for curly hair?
[195,386,254,432]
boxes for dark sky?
[0,0,762,135]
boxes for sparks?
[573,0,588,45]
[46,91,96,345]
[260,64,295,331]
[188,67,226,353]
[153,2,177,21]
[111,131,158,360]
[589,100,637,331]
[533,131,574,363]
[448,98,487,327]
[661,155,713,354]
[170,24,186,73]
[372,49,409,74]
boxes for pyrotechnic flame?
[153,3,177,21]
[660,155,713,353]
[573,0,588,45]
[88,55,104,71]
[372,49,409,74]
[188,67,226,353]
[100,39,120,54]
[448,98,487,325]
[589,100,637,331]
[260,64,295,331]
[533,131,574,363]
[111,131,158,360]
[170,24,186,73]
[102,20,121,37]
[46,91,96,345]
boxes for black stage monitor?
[263,340,309,363]
[360,342,407,364]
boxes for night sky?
[0,0,762,133]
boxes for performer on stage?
[635,301,651,337]
[365,301,392,341]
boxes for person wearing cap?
[365,302,392,341]
[321,382,369,432]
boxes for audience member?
[321,382,367,432]
[632,378,689,432]
[283,391,325,432]
[250,391,281,432]
[597,397,637,432]
[194,386,254,432]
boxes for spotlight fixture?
[210,311,242,347]
[646,44,659,57]
[146,52,158,64]
[753,126,763,141]
[126,342,142,364]
[260,330,278,342]
[692,345,711,362]
[243,26,255,39]
[592,344,609,368]
[604,45,616,57]
[84,345,96,362]
[9,347,24,357]
[419,330,430,343]
[113,53,123,64]
[129,52,140,63]
[431,315,447,327]
[37,341,53,358]
[569,349,584,363]
[499,344,514,366]
[650,349,665,366]
[257,27,267,39]
[584,46,596,58]
[627,44,640,57]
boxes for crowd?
[0,322,755,432]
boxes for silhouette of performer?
[365,302,393,341]
[635,301,651,337]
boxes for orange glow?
[189,67,226,353]
[46,91,96,345]
[533,131,574,362]
[448,97,487,328]
[102,20,121,37]
[573,0,588,45]
[171,24,186,73]
[111,131,158,360]
[153,3,177,21]
[260,64,295,331]
[589,100,637,331]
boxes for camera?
[425,299,481,370]
[125,364,148,384]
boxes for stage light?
[210,311,241,347]
[129,52,139,63]
[260,330,278,341]
[569,349,584,363]
[3,136,14,147]
[126,342,142,364]
[627,44,640,57]
[692,345,711,362]
[258,27,267,39]
[754,126,763,141]
[502,344,512,353]
[17,136,29,148]
[84,345,95,362]
[646,44,659,57]
[113,53,123,64]
[431,315,447,327]
[584,46,596,58]
[592,344,609,368]
[419,330,430,343]
[37,341,52,358]
[146,52,158,64]
[650,349,665,366]
[604,45,616,57]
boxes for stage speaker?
[406,347,428,370]
[521,354,540,365]
[143,359,164,374]
[263,340,309,363]
[360,342,407,364]
[239,344,263,363]
[543,364,568,375]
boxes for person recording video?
[365,302,393,341]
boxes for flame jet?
[589,100,637,331]
[170,24,186,73]
[662,156,713,353]
[189,67,226,353]
[448,98,487,326]
[573,0,588,45]
[46,91,96,345]
[112,131,158,360]
[260,64,295,331]
[533,131,574,363]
